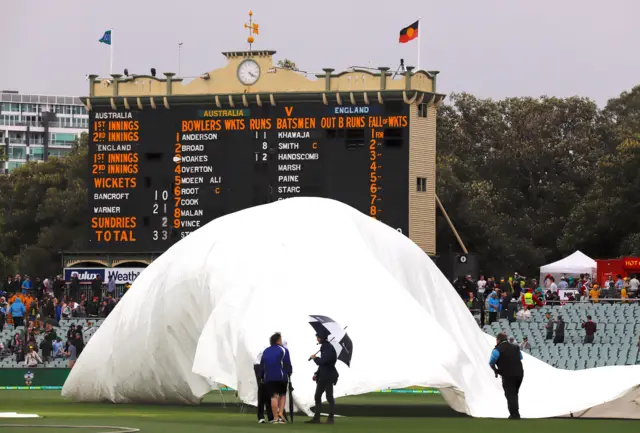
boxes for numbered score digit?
[152,230,169,241]
[154,190,169,200]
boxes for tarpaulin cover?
[62,198,640,418]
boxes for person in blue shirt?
[260,332,292,424]
[9,297,26,327]
[487,291,500,324]
[52,338,63,359]
[489,332,524,419]
[21,276,32,292]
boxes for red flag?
[399,21,419,43]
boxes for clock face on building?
[237,59,261,86]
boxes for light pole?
[177,42,183,76]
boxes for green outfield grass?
[0,391,637,433]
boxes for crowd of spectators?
[455,272,639,327]
[457,272,640,362]
[0,272,128,368]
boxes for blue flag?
[99,30,112,45]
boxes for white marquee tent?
[540,251,597,280]
[62,198,640,419]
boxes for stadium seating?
[483,303,640,369]
[0,318,103,368]
[3,304,639,370]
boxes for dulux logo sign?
[64,268,144,284]
[64,268,105,283]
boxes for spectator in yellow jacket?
[589,285,600,303]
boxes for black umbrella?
[288,377,294,423]
[308,315,353,367]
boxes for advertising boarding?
[63,267,144,284]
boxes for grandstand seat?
[0,317,103,370]
[483,303,640,371]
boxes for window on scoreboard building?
[416,177,427,192]
[418,103,428,118]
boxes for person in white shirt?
[549,277,558,293]
[629,275,639,298]
[517,308,532,321]
[519,337,531,351]
[24,348,42,368]
[477,276,487,297]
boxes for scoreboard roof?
[83,50,445,108]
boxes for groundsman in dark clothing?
[254,348,274,423]
[489,332,524,419]
[306,330,338,425]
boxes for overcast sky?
[2,0,638,105]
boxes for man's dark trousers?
[501,375,523,419]
[257,383,273,422]
[313,380,335,418]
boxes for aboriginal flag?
[399,21,419,43]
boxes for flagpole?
[110,28,114,75]
[417,18,422,71]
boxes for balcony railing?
[0,119,88,128]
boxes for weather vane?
[244,10,259,51]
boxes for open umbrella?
[308,315,353,367]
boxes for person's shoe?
[325,416,335,424]
[305,418,321,424]
[508,415,521,420]
[269,420,279,424]
[258,419,265,424]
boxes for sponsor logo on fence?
[24,370,34,386]
[63,268,144,284]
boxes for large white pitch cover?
[62,198,640,419]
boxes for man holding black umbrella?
[306,329,338,424]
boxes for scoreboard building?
[82,50,445,264]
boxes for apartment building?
[0,90,88,172]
